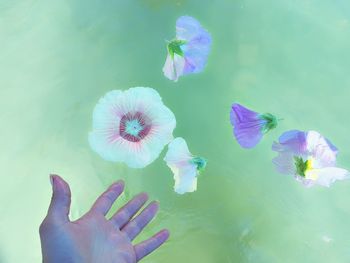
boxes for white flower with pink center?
[164,137,207,194]
[89,87,176,168]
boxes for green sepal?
[167,39,187,59]
[191,157,207,173]
[294,156,308,177]
[260,113,278,134]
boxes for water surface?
[1,0,350,262]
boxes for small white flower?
[164,137,206,194]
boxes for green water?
[1,0,350,262]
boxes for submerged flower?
[164,137,207,194]
[230,103,279,149]
[272,130,349,187]
[163,16,211,82]
[89,87,176,168]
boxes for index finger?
[89,180,124,216]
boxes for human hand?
[39,175,169,263]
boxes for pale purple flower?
[163,16,211,82]
[272,130,349,187]
[164,137,207,194]
[89,87,176,168]
[230,103,279,149]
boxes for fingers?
[134,229,170,261]
[89,181,124,215]
[110,192,148,229]
[47,174,71,223]
[122,201,159,240]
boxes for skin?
[39,174,169,263]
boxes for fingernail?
[151,200,160,208]
[160,229,170,240]
[139,192,149,200]
[110,181,124,191]
[150,201,160,212]
[50,174,54,186]
[49,174,57,191]
[152,200,160,208]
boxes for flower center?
[119,112,152,142]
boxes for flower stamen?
[119,112,152,142]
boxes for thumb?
[47,174,71,223]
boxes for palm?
[40,175,169,263]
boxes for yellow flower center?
[306,158,313,171]
[304,158,319,181]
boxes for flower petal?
[230,103,266,149]
[305,167,349,187]
[162,53,185,82]
[182,37,211,74]
[295,175,315,188]
[176,16,205,42]
[272,152,296,175]
[173,165,198,194]
[306,131,337,168]
[176,16,211,75]
[272,130,307,156]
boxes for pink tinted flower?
[89,87,176,168]
[272,130,349,187]
[164,137,207,194]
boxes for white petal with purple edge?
[306,131,337,168]
[164,137,198,194]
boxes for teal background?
[1,0,350,262]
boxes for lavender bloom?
[163,16,211,82]
[272,130,349,187]
[230,103,279,149]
